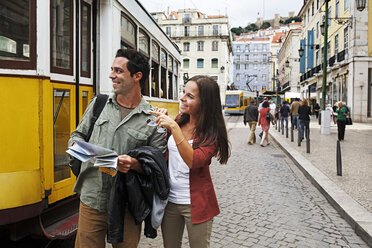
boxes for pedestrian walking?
[258,97,269,138]
[290,98,300,129]
[244,99,259,145]
[279,101,290,131]
[335,101,349,141]
[68,49,167,248]
[150,75,231,248]
[258,101,274,147]
[269,100,277,125]
[314,102,320,119]
[298,99,311,141]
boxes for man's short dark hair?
[115,49,150,90]
[263,101,270,108]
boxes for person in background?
[150,75,231,248]
[258,101,275,147]
[290,98,300,129]
[69,49,167,248]
[244,99,259,145]
[298,99,312,141]
[258,97,269,138]
[269,100,277,125]
[279,101,290,132]
[335,101,349,141]
[314,102,320,119]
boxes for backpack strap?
[85,94,109,141]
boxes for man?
[69,49,167,248]
[279,101,290,131]
[244,99,259,145]
[269,100,276,125]
[290,98,300,129]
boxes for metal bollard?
[336,140,342,176]
[282,121,284,135]
[297,127,301,146]
[291,124,294,142]
[306,126,310,153]
[286,125,288,138]
[278,119,281,132]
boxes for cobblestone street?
[136,116,369,247]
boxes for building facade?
[298,0,370,122]
[151,9,232,104]
[232,38,271,92]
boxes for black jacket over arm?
[107,146,169,244]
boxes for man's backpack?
[69,94,109,177]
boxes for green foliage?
[260,22,271,29]
[231,26,244,36]
[284,16,302,24]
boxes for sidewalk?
[270,118,372,247]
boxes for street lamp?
[356,0,366,11]
[285,60,290,68]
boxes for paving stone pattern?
[120,117,369,247]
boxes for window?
[236,55,240,61]
[212,41,218,51]
[183,42,190,52]
[245,55,249,61]
[328,6,332,27]
[245,74,249,81]
[211,58,218,68]
[245,64,249,70]
[81,1,91,78]
[236,64,240,70]
[245,45,249,52]
[236,45,241,52]
[262,74,267,82]
[198,26,204,36]
[236,73,240,81]
[312,2,314,15]
[184,26,190,36]
[197,58,204,68]
[263,54,267,62]
[139,29,149,56]
[166,26,171,37]
[317,0,320,9]
[327,41,331,61]
[184,13,191,23]
[197,41,204,51]
[0,0,36,69]
[183,58,189,68]
[254,54,258,61]
[316,50,319,66]
[344,0,349,11]
[316,22,319,38]
[213,25,218,35]
[53,88,72,182]
[160,49,167,68]
[152,41,159,62]
[254,64,258,70]
[335,0,339,18]
[51,0,73,74]
[121,13,136,49]
[335,34,339,57]
[344,27,348,55]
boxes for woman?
[314,102,320,119]
[335,101,349,141]
[258,101,274,147]
[151,75,231,248]
[298,99,312,141]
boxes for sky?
[138,0,304,28]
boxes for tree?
[231,26,244,36]
[260,22,271,29]
[245,23,259,32]
[284,16,302,24]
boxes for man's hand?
[117,155,142,173]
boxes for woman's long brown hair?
[176,76,231,164]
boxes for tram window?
[151,63,159,97]
[81,1,91,78]
[0,0,36,69]
[121,13,136,49]
[161,67,166,98]
[82,91,89,113]
[142,57,150,96]
[139,30,149,56]
[51,0,73,74]
[152,41,159,62]
[53,89,72,182]
[240,96,243,107]
[168,72,173,99]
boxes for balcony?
[329,55,336,67]
[337,50,345,62]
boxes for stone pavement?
[270,117,372,247]
[133,118,369,247]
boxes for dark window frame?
[50,0,74,75]
[80,0,91,78]
[0,0,37,70]
[120,12,137,50]
[138,28,150,56]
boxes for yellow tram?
[0,0,180,240]
[224,90,257,115]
